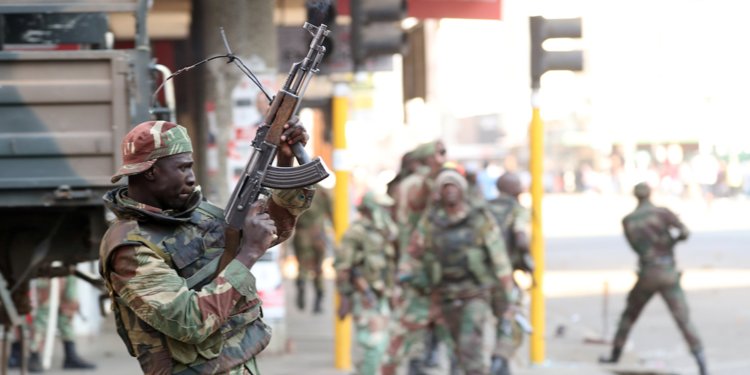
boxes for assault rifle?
[189,23,331,289]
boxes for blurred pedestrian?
[382,140,448,375]
[487,172,533,375]
[8,276,96,372]
[291,184,333,314]
[335,191,398,375]
[414,170,513,375]
[599,182,708,375]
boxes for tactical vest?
[100,201,270,375]
[428,208,494,299]
[351,220,397,295]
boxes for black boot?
[693,349,708,375]
[296,279,306,311]
[490,355,511,375]
[598,346,622,364]
[62,341,96,370]
[8,341,22,368]
[28,351,44,373]
[423,330,440,368]
[407,358,427,375]
[313,288,324,314]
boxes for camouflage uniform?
[100,186,312,375]
[613,201,703,354]
[30,276,79,353]
[487,195,531,361]
[291,185,333,312]
[335,193,398,375]
[98,120,314,375]
[381,167,442,375]
[415,171,513,375]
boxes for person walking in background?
[291,184,333,314]
[599,182,708,375]
[487,172,533,375]
[413,169,514,375]
[335,191,398,375]
[8,276,96,372]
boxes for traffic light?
[350,0,406,71]
[529,16,583,89]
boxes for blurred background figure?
[487,172,533,375]
[291,184,334,314]
[8,276,96,372]
[335,191,398,375]
[599,183,707,375]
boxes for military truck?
[0,0,170,327]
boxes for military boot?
[296,279,306,311]
[423,330,440,368]
[8,341,22,368]
[62,341,96,370]
[490,355,511,375]
[313,288,324,314]
[598,346,622,364]
[693,349,708,375]
[407,358,427,375]
[28,351,43,373]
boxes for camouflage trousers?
[381,287,451,375]
[351,293,391,375]
[440,296,491,375]
[613,268,703,352]
[31,276,79,352]
[293,232,326,293]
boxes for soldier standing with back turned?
[599,182,708,375]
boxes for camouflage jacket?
[412,205,514,301]
[335,214,398,297]
[487,196,530,270]
[395,168,435,280]
[622,201,689,270]
[99,186,312,375]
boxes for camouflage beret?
[112,121,193,183]
[410,141,439,160]
[358,191,394,211]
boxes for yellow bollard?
[332,83,352,370]
[529,92,546,364]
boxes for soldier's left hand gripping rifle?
[213,23,332,282]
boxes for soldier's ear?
[143,167,156,181]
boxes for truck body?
[0,0,157,325]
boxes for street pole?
[332,82,352,370]
[529,89,545,364]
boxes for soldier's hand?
[239,201,277,263]
[337,294,352,320]
[278,116,309,160]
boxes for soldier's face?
[440,183,462,206]
[151,153,196,210]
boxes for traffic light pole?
[529,89,545,364]
[332,82,352,370]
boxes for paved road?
[10,194,748,375]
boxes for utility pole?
[528,15,583,364]
[193,0,277,205]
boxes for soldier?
[414,169,514,375]
[335,191,398,375]
[99,119,313,374]
[487,172,533,375]
[599,182,708,375]
[8,276,96,372]
[382,140,448,375]
[291,184,333,314]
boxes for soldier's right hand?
[239,201,277,261]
